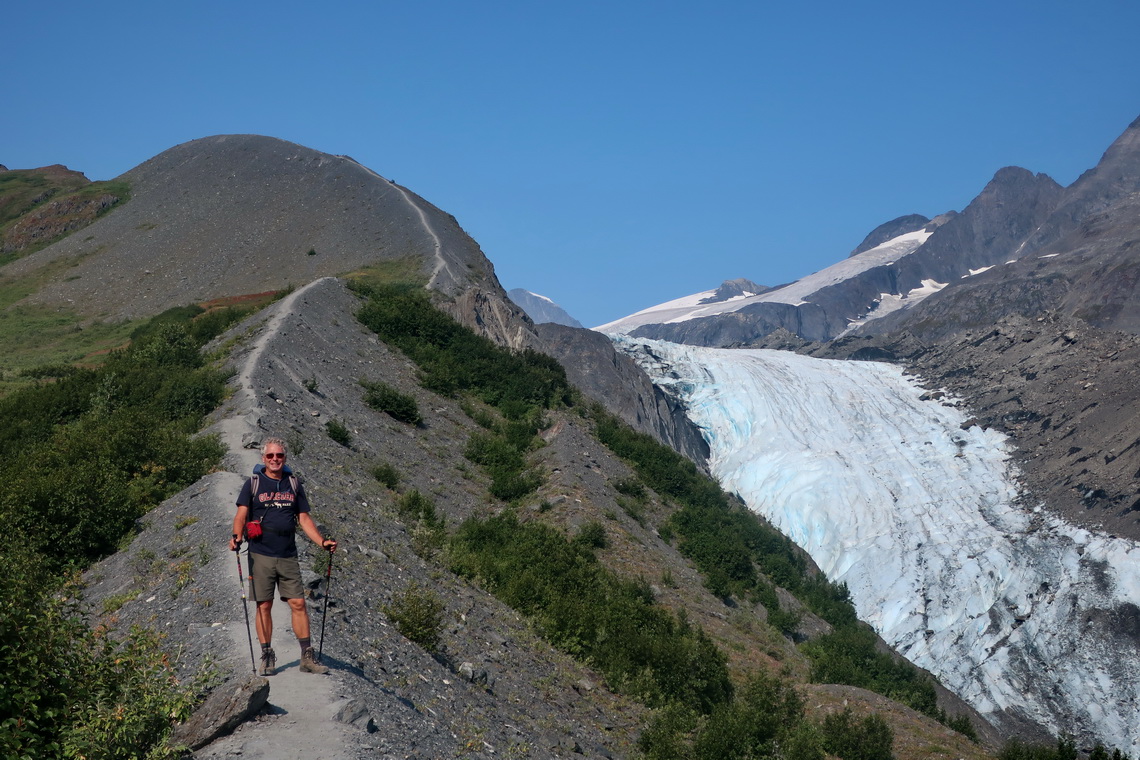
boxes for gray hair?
[261,437,288,455]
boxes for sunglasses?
[264,452,286,460]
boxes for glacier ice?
[617,337,1140,752]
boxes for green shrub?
[999,736,1080,760]
[361,380,422,425]
[383,582,444,653]
[574,521,608,549]
[614,477,647,499]
[397,490,446,560]
[397,490,441,526]
[0,304,238,757]
[372,461,400,489]
[819,709,893,760]
[464,429,544,501]
[325,418,352,446]
[946,713,978,742]
[640,673,827,760]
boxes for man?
[229,437,337,676]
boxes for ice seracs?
[618,336,1140,752]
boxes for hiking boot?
[259,647,277,676]
[299,649,329,674]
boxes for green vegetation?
[326,418,352,446]
[345,286,906,756]
[361,379,422,425]
[0,174,131,265]
[383,581,445,653]
[0,302,254,757]
[371,461,400,490]
[820,709,894,760]
[803,625,938,717]
[998,737,1131,760]
[450,511,732,712]
[463,419,545,501]
[344,256,428,291]
[0,323,228,567]
[1,550,207,760]
[397,490,447,559]
[0,168,89,228]
[353,282,571,410]
[999,737,1078,760]
[354,282,570,502]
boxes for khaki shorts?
[248,553,305,602]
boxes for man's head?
[261,437,288,478]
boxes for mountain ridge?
[7,123,1138,754]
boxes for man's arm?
[229,505,249,552]
[298,512,337,552]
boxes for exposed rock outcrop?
[536,322,710,468]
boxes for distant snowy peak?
[698,278,771,304]
[595,227,935,335]
[848,213,931,257]
[506,288,583,328]
[593,276,773,333]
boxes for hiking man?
[229,437,337,675]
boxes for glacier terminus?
[616,337,1140,752]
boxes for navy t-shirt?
[236,474,310,558]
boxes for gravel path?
[195,278,359,759]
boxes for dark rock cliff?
[535,322,711,468]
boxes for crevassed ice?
[617,337,1140,752]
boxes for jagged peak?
[699,278,770,303]
[849,214,932,258]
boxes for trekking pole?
[234,543,257,674]
[317,542,334,664]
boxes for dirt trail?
[353,163,455,289]
[195,278,358,759]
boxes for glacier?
[616,337,1140,752]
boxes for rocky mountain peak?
[699,277,770,303]
[3,134,512,326]
[848,213,931,257]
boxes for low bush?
[361,379,422,425]
[371,461,400,489]
[999,737,1082,760]
[803,624,938,717]
[574,521,608,549]
[0,306,242,755]
[383,582,444,653]
[820,709,894,760]
[325,418,352,446]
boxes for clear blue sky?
[5,1,1139,328]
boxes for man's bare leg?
[256,600,274,643]
[288,597,310,639]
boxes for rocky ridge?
[79,277,990,759]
